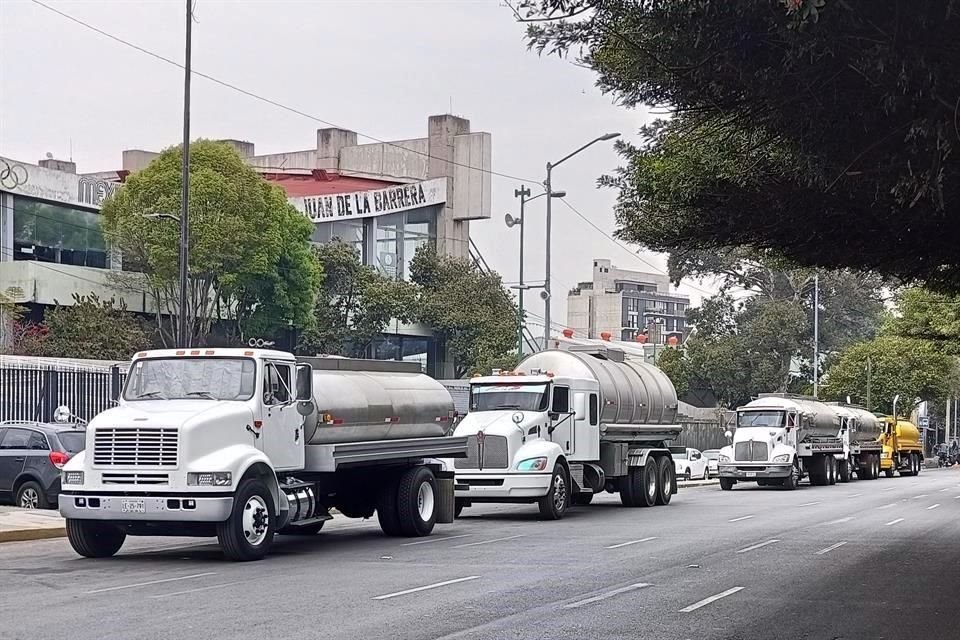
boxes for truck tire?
[838,459,851,483]
[572,493,594,506]
[782,464,799,491]
[870,455,881,480]
[217,478,276,562]
[377,476,404,536]
[827,457,837,485]
[66,519,126,558]
[719,477,735,491]
[656,456,674,505]
[397,467,438,537]
[638,458,658,508]
[914,453,922,476]
[538,463,570,520]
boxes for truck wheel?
[870,455,880,480]
[538,463,570,520]
[838,459,851,483]
[217,478,276,561]
[719,477,735,491]
[66,519,126,558]
[656,456,674,505]
[572,493,594,506]
[914,454,922,476]
[782,465,799,491]
[377,476,403,536]
[397,467,438,537]
[828,457,837,485]
[637,458,658,508]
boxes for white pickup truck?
[59,348,466,561]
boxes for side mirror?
[54,405,73,424]
[573,393,586,421]
[724,430,733,439]
[295,363,313,402]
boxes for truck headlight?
[517,457,548,471]
[719,455,730,463]
[772,454,791,463]
[62,471,84,485]
[187,472,232,486]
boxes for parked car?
[675,447,709,480]
[0,418,86,509]
[703,449,721,476]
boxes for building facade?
[0,114,492,377]
[566,258,690,344]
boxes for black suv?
[0,422,86,509]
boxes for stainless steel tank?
[516,346,678,425]
[299,357,453,444]
[743,394,840,439]
[841,405,883,444]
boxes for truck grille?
[102,472,169,485]
[735,441,768,462]
[455,434,509,470]
[93,427,178,467]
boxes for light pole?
[505,186,565,356]
[812,274,820,398]
[179,0,193,348]
[543,132,620,347]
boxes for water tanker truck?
[58,349,466,561]
[718,394,884,490]
[877,416,924,477]
[450,345,681,519]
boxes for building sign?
[0,156,119,209]
[291,177,446,223]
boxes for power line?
[28,0,540,185]
[555,197,716,297]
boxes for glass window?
[738,411,785,428]
[263,363,292,405]
[13,197,109,268]
[471,383,549,412]
[589,394,598,425]
[553,386,570,413]
[57,432,86,454]
[0,428,33,449]
[313,220,364,258]
[123,357,258,401]
[28,431,49,450]
[375,212,402,280]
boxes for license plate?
[121,499,145,513]
[745,471,758,478]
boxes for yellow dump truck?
[877,416,924,477]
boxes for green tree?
[298,242,416,357]
[821,336,958,414]
[518,1,960,290]
[884,287,960,354]
[40,294,152,360]
[410,248,519,377]
[655,346,688,399]
[101,140,320,346]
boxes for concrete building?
[566,258,690,344]
[0,114,492,376]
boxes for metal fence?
[0,365,126,423]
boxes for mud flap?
[435,477,455,524]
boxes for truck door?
[260,361,305,471]
[550,385,573,454]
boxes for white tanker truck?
[450,345,682,519]
[717,393,883,490]
[58,349,466,561]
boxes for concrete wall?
[0,261,154,313]
[592,258,671,293]
[341,139,429,182]
[566,293,591,337]
[590,292,623,338]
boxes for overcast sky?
[0,0,714,329]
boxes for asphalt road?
[3,469,960,640]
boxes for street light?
[142,212,188,347]
[543,132,621,347]
[505,187,566,356]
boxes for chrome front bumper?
[717,464,792,480]
[59,493,233,522]
[454,472,552,499]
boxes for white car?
[675,448,709,480]
[703,449,721,476]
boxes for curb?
[0,526,66,544]
[677,480,720,489]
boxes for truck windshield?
[738,411,784,428]
[471,383,549,412]
[123,358,258,401]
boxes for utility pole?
[865,356,872,410]
[514,185,530,356]
[179,0,193,348]
[813,274,819,398]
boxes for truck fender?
[512,439,565,471]
[192,445,284,521]
[62,449,87,472]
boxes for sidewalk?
[0,506,66,543]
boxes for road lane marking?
[939,488,950,492]
[877,503,898,510]
[86,572,217,595]
[927,504,941,510]
[824,517,854,525]
[736,539,780,554]
[401,534,472,546]
[815,542,848,555]
[912,494,929,499]
[885,518,905,526]
[453,535,524,548]
[953,495,960,500]
[150,581,244,599]
[882,487,896,492]
[847,493,863,498]
[728,515,754,522]
[799,501,821,507]
[679,587,745,613]
[373,576,479,600]
[605,537,658,550]
[565,583,652,609]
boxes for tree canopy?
[519,1,960,290]
[101,140,319,346]
[410,248,520,377]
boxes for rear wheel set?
[621,457,672,507]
